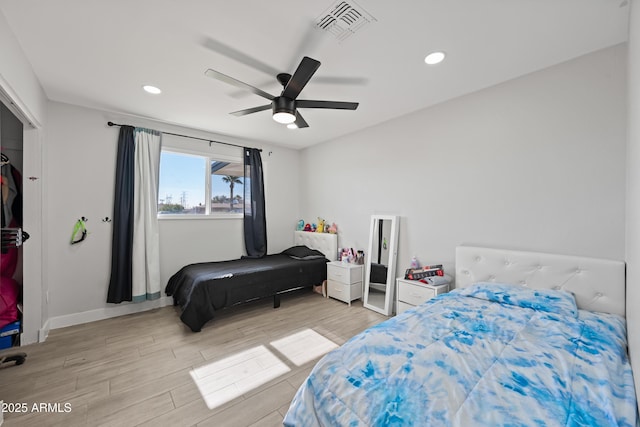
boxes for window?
[158,150,244,217]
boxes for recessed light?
[424,51,446,65]
[142,85,162,94]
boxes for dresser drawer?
[327,263,362,284]
[398,281,435,307]
[327,280,362,304]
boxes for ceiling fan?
[205,56,359,128]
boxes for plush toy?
[304,223,312,232]
[296,219,304,231]
[341,248,356,263]
[328,223,338,234]
[316,217,325,233]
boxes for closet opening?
[1,101,25,351]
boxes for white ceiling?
[0,0,630,149]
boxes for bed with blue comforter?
[284,283,638,426]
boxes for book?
[405,266,444,280]
[421,264,443,270]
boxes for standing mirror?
[363,215,399,316]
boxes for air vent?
[315,0,376,42]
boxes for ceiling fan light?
[273,112,296,124]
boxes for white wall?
[625,0,640,407]
[300,44,627,274]
[43,101,301,326]
[0,11,46,126]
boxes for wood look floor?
[0,290,386,426]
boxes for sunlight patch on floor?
[190,345,290,409]
[270,328,338,366]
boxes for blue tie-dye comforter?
[284,283,638,426]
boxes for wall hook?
[102,217,111,223]
[71,217,88,245]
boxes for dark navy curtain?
[243,148,267,258]
[107,125,135,303]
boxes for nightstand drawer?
[327,263,362,284]
[398,281,435,306]
[327,280,362,304]
[397,301,413,315]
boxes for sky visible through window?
[158,151,242,209]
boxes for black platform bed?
[165,248,328,332]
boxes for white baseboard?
[48,296,174,331]
[39,318,50,342]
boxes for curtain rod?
[107,121,261,152]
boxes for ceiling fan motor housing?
[276,73,292,87]
[272,96,296,122]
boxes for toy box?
[0,321,20,350]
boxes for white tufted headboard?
[294,231,338,261]
[455,246,626,317]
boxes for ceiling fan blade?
[281,56,321,100]
[293,112,309,129]
[205,69,275,101]
[296,100,359,110]
[201,37,281,77]
[230,104,272,117]
[287,22,326,71]
[313,76,369,86]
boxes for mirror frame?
[363,214,399,316]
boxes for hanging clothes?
[0,277,19,328]
[1,154,22,276]
[0,153,22,329]
[1,157,22,229]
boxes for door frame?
[0,86,45,345]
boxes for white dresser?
[396,277,449,315]
[327,261,364,306]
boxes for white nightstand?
[396,277,449,315]
[327,261,364,306]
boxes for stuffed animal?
[316,217,325,233]
[296,219,304,231]
[304,223,312,232]
[328,223,338,234]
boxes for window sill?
[157,213,243,220]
